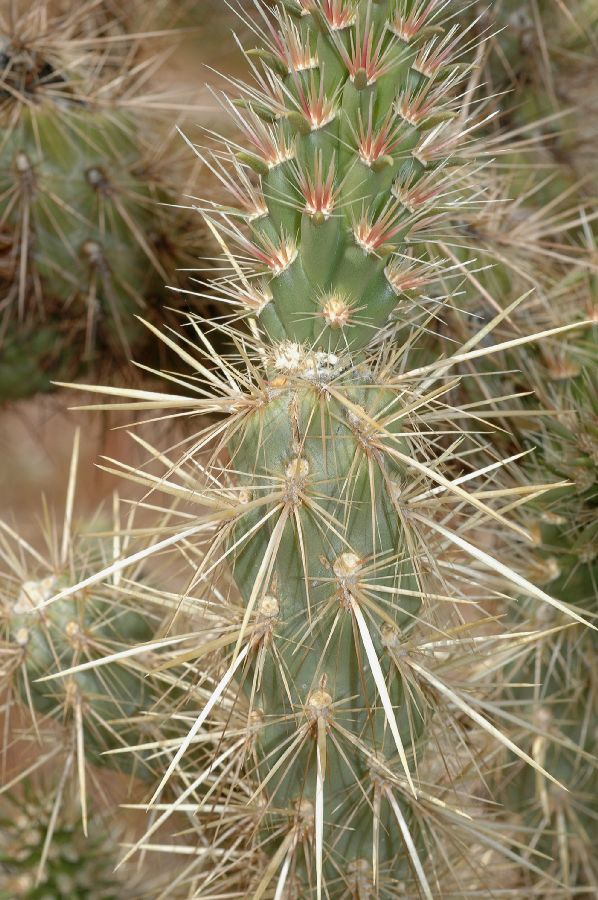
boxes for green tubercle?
[0,791,122,900]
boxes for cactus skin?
[0,323,77,400]
[57,2,594,896]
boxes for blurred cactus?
[0,786,124,899]
[501,326,598,896]
[441,5,598,894]
[472,0,598,190]
[0,775,186,899]
[0,322,77,400]
[0,0,204,402]
[0,431,175,835]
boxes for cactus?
[0,776,185,899]
[0,431,175,834]
[0,785,126,899]
[53,2,598,897]
[472,0,598,191]
[497,320,598,896]
[0,0,198,400]
[442,6,598,891]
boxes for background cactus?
[446,5,598,894]
[0,775,188,898]
[55,1,597,897]
[492,307,598,896]
[467,0,598,203]
[0,784,129,899]
[0,0,203,401]
[0,426,254,897]
[0,430,178,835]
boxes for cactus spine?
[57,1,595,896]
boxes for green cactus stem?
[0,431,173,834]
[0,0,196,394]
[56,2,594,896]
[0,787,124,899]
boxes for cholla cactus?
[0,0,196,398]
[0,432,175,833]
[57,1,594,896]
[474,0,598,190]
[0,777,183,898]
[446,6,598,889]
[0,786,125,899]
[497,322,598,896]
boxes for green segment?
[10,578,154,777]
[0,104,165,353]
[0,792,122,900]
[231,372,421,882]
[241,4,456,354]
